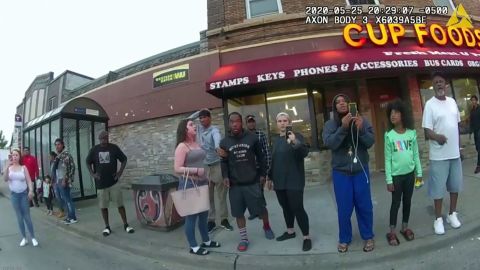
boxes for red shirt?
[21,154,39,180]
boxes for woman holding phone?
[4,149,38,247]
[267,112,312,251]
[322,94,375,253]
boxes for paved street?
[2,158,480,269]
[0,197,196,270]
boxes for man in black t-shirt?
[86,131,134,236]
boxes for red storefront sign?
[206,46,480,92]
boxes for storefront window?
[418,76,453,108]
[312,90,324,147]
[246,0,282,19]
[452,78,479,133]
[227,94,268,135]
[348,0,379,5]
[266,89,312,146]
[312,81,358,148]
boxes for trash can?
[131,174,183,231]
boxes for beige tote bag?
[171,169,209,217]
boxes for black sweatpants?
[275,189,309,236]
[389,171,415,227]
[45,194,53,211]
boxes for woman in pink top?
[4,149,38,247]
[174,119,221,255]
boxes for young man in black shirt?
[220,112,274,252]
[86,131,134,236]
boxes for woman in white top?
[4,149,38,247]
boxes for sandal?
[386,232,399,246]
[363,239,375,252]
[337,243,348,253]
[189,247,209,255]
[201,241,221,248]
[400,228,415,241]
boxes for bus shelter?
[23,97,109,200]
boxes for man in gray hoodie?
[189,109,233,232]
[322,94,375,253]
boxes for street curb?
[232,222,480,270]
[36,213,237,269]
[33,202,480,270]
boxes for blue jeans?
[178,178,209,248]
[11,190,35,238]
[54,183,65,211]
[185,211,209,248]
[59,185,76,220]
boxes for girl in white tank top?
[8,166,28,193]
[4,149,38,247]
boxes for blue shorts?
[428,158,463,199]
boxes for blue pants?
[54,183,65,211]
[332,169,374,244]
[178,178,209,248]
[59,185,76,220]
[184,211,209,248]
[11,190,35,238]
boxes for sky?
[0,0,207,146]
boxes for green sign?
[153,64,189,88]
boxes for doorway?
[367,78,402,171]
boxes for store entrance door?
[367,78,401,171]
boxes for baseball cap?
[246,115,255,122]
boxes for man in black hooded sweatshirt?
[220,112,272,252]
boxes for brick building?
[19,0,480,194]
[204,0,480,182]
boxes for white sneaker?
[447,212,462,229]
[19,238,28,247]
[32,238,39,247]
[434,217,445,235]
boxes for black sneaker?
[276,232,296,241]
[208,221,216,233]
[302,239,312,251]
[220,219,233,231]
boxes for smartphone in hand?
[348,102,358,117]
[285,125,293,139]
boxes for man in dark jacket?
[469,95,480,173]
[322,94,375,253]
[220,112,273,252]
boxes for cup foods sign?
[343,23,480,48]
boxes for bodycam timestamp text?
[305,5,434,24]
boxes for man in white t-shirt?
[422,72,463,235]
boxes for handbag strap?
[182,168,198,190]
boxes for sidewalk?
[2,159,480,269]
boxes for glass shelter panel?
[41,123,50,179]
[62,118,81,198]
[79,120,96,196]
